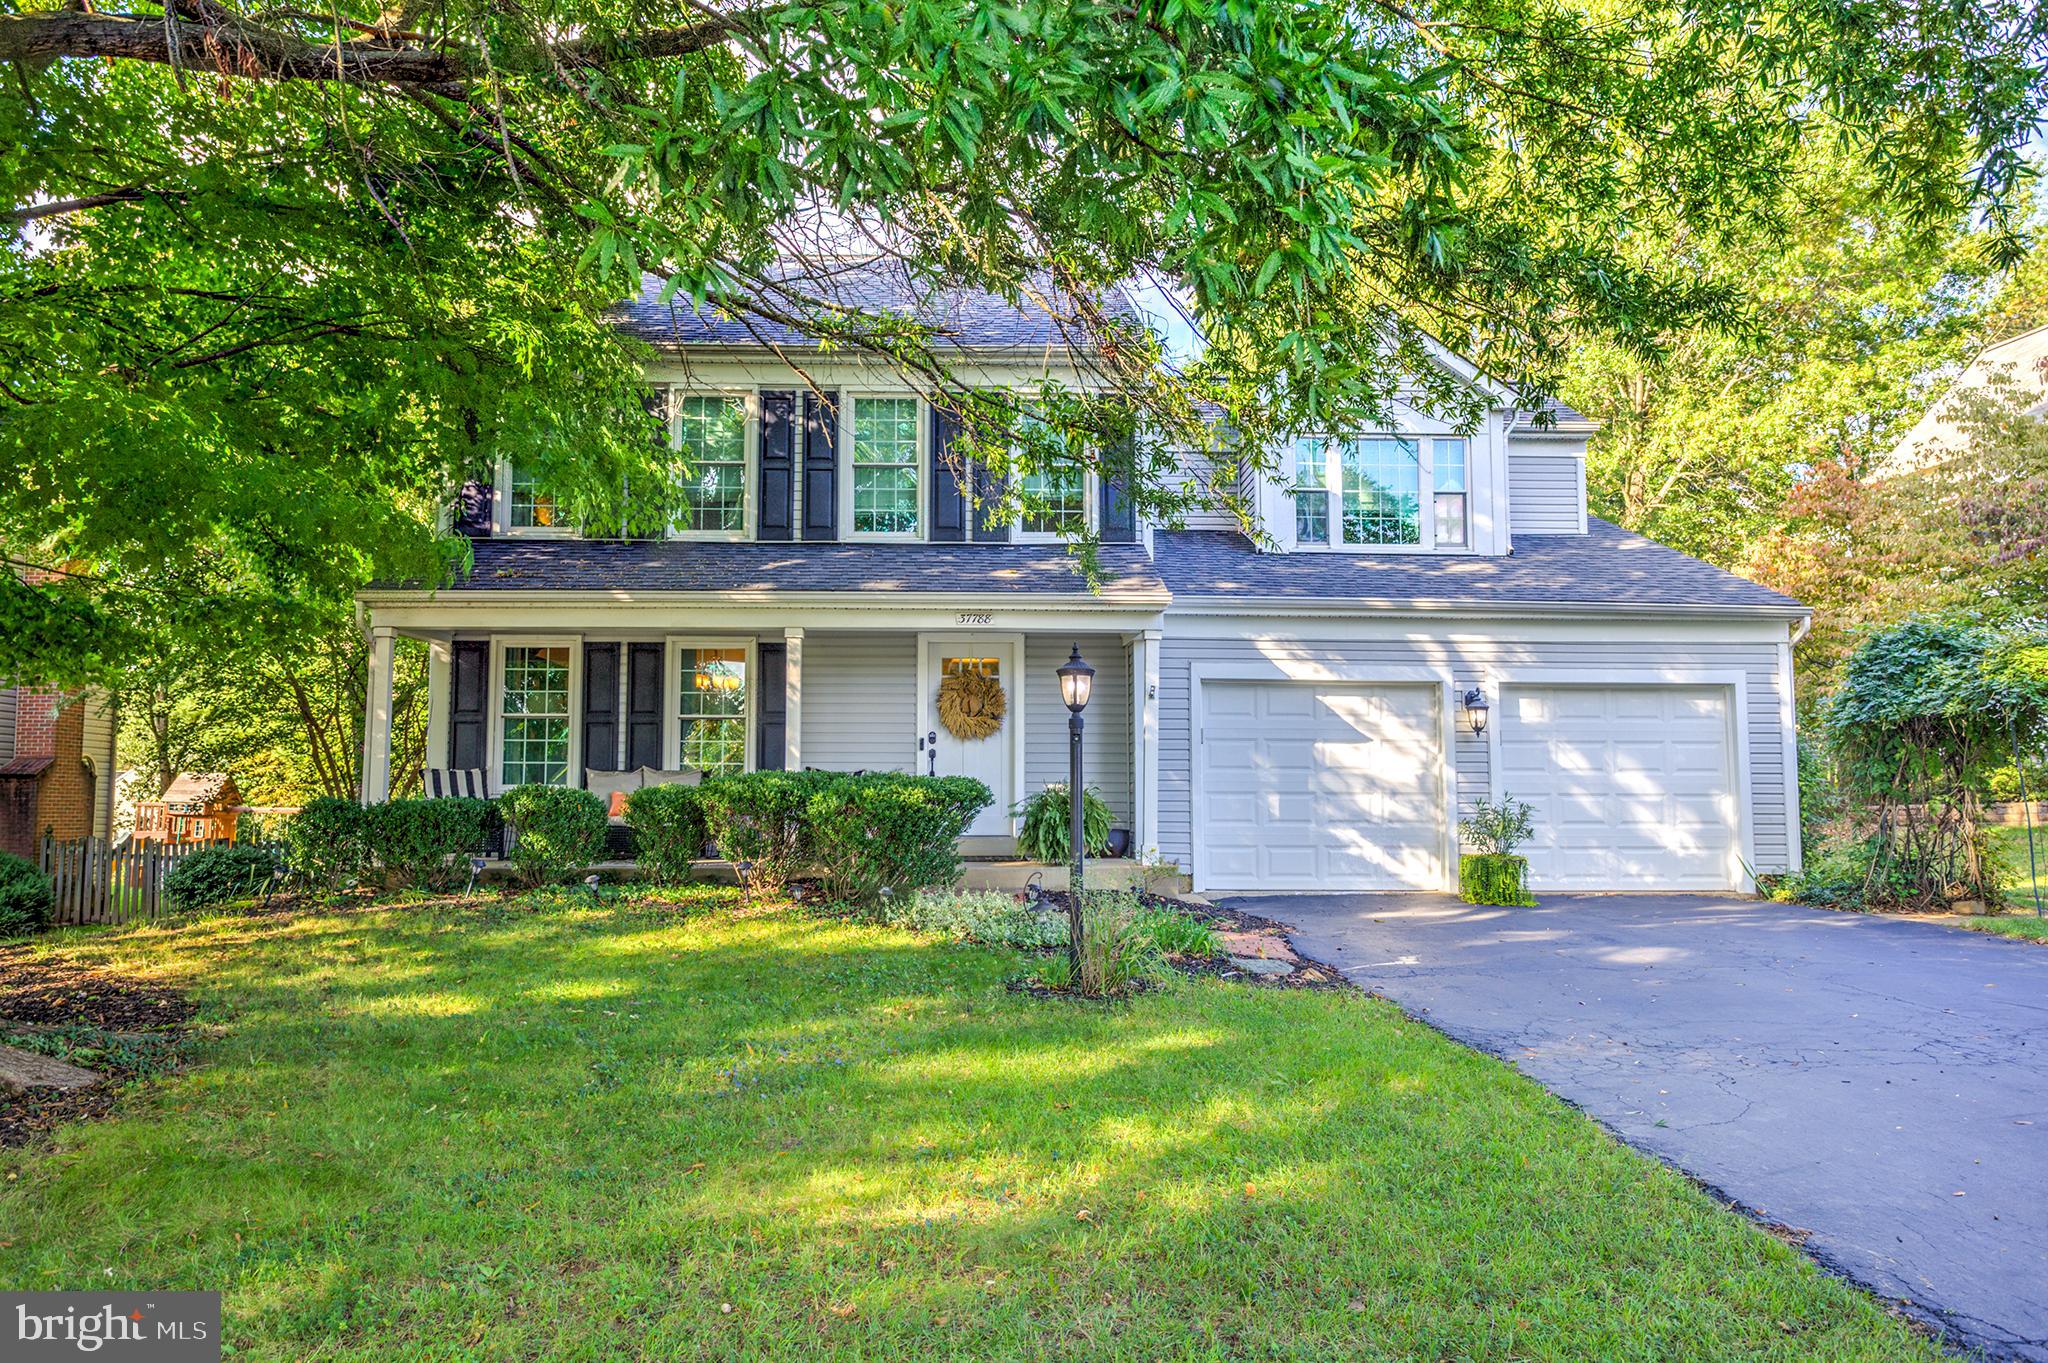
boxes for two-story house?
[355,259,1809,896]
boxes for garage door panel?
[1198,680,1447,892]
[1506,684,1739,892]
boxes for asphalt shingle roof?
[1152,519,1803,612]
[614,259,1138,351]
[447,537,1168,601]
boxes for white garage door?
[1501,685,1741,891]
[1198,681,1447,891]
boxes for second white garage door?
[1198,681,1447,891]
[1500,684,1742,892]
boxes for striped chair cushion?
[422,768,488,799]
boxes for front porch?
[355,601,1167,862]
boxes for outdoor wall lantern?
[1462,687,1490,735]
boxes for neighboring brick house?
[0,686,119,859]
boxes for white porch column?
[424,638,452,775]
[359,625,397,803]
[783,627,805,770]
[1127,629,1161,856]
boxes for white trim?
[492,457,578,539]
[1126,629,1162,859]
[842,393,926,541]
[1186,661,1459,894]
[1283,431,1480,556]
[1480,666,1756,893]
[916,632,1026,833]
[669,389,757,542]
[488,636,583,793]
[1778,634,1803,874]
[662,636,759,775]
[784,627,805,771]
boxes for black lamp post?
[1057,644,1096,964]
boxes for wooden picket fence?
[38,835,230,926]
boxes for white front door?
[1500,684,1742,891]
[922,638,1020,836]
[1197,680,1449,891]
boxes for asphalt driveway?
[1228,893,2048,1361]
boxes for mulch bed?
[0,951,195,1149]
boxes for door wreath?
[937,670,1008,741]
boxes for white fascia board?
[643,350,1107,392]
[1161,605,1804,645]
[357,592,1170,637]
[1165,595,1811,622]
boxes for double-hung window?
[674,644,750,775]
[499,645,572,787]
[675,395,747,534]
[1291,433,1471,549]
[507,467,561,531]
[1293,437,1331,545]
[1432,438,1469,548]
[1019,463,1086,535]
[850,396,920,536]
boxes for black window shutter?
[759,390,796,541]
[582,643,621,776]
[973,457,1010,542]
[801,390,839,541]
[930,404,967,542]
[1099,477,1138,542]
[755,643,787,771]
[453,481,492,538]
[450,641,489,770]
[626,643,665,770]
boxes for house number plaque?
[955,612,994,626]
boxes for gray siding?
[1156,633,1792,879]
[1021,634,1133,824]
[1509,451,1583,535]
[0,687,13,762]
[1172,444,1241,531]
[800,633,918,773]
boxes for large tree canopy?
[3,0,2045,685]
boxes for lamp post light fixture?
[1462,687,1490,735]
[1057,645,1096,966]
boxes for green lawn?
[0,889,1940,1361]
[1970,828,2048,941]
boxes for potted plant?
[1013,783,1113,863]
[1459,796,1538,906]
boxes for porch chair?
[419,768,503,856]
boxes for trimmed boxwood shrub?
[624,783,707,886]
[369,797,502,891]
[285,796,372,892]
[807,774,993,905]
[164,845,282,910]
[1459,853,1535,907]
[0,851,54,936]
[500,784,608,887]
[694,770,844,894]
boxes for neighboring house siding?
[79,692,116,840]
[800,632,919,774]
[1021,634,1133,824]
[0,687,14,762]
[1508,451,1584,535]
[1153,629,1792,879]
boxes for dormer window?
[1291,433,1471,551]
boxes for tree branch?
[0,8,764,91]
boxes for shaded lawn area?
[1971,827,2048,942]
[0,889,1940,1362]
